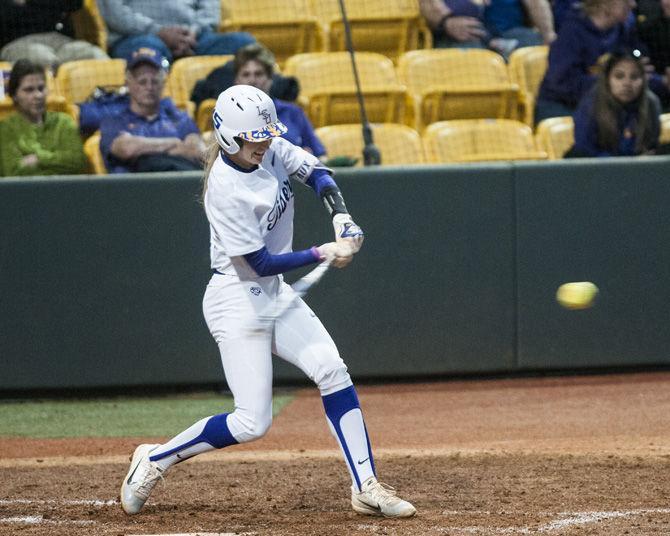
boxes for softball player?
[120,85,416,518]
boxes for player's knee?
[316,363,352,395]
[232,411,272,442]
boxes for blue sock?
[148,413,238,469]
[322,385,376,490]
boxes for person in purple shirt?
[534,0,645,124]
[232,43,326,158]
[484,0,556,48]
[567,48,661,158]
[419,0,554,56]
[100,48,205,173]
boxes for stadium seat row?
[0,47,550,132]
[68,0,433,66]
[47,114,670,176]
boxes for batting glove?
[317,242,354,268]
[333,213,364,254]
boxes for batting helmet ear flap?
[212,120,240,154]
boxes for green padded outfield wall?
[0,167,516,391]
[2,158,670,392]
[515,158,670,369]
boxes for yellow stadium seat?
[71,0,108,51]
[508,45,548,126]
[283,52,407,127]
[220,0,323,66]
[315,123,424,165]
[535,116,574,160]
[166,55,232,115]
[196,98,216,133]
[83,131,106,175]
[423,119,547,163]
[397,49,519,131]
[0,61,12,100]
[660,113,670,145]
[310,0,431,62]
[56,59,126,105]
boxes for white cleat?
[120,443,164,515]
[351,476,417,518]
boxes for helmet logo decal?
[257,106,272,124]
[213,111,223,130]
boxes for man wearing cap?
[98,0,255,63]
[100,48,205,173]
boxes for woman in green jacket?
[0,59,87,176]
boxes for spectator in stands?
[484,0,556,48]
[0,0,108,69]
[535,0,646,124]
[566,48,661,157]
[232,44,326,158]
[188,43,325,158]
[0,59,87,176]
[419,0,554,57]
[636,0,670,110]
[100,48,205,173]
[98,0,255,64]
[552,0,580,31]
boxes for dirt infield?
[2,372,670,535]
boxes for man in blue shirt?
[100,48,205,173]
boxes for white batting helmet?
[212,84,287,154]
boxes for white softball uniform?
[203,137,353,439]
[148,138,375,491]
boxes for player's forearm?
[243,246,321,277]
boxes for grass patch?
[0,393,294,438]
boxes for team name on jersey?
[290,159,313,184]
[266,179,294,231]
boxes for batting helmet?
[212,84,287,154]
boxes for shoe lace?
[135,461,164,500]
[366,480,402,506]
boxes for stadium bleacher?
[0,0,602,175]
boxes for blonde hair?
[201,137,220,201]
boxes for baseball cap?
[126,47,169,71]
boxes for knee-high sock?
[322,385,376,491]
[148,413,237,471]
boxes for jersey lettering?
[290,159,313,184]
[266,179,294,231]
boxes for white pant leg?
[272,280,352,395]
[203,273,279,443]
[272,281,373,488]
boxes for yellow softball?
[556,281,599,310]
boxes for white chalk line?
[0,498,114,526]
[0,498,117,506]
[439,507,670,534]
[0,515,95,526]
